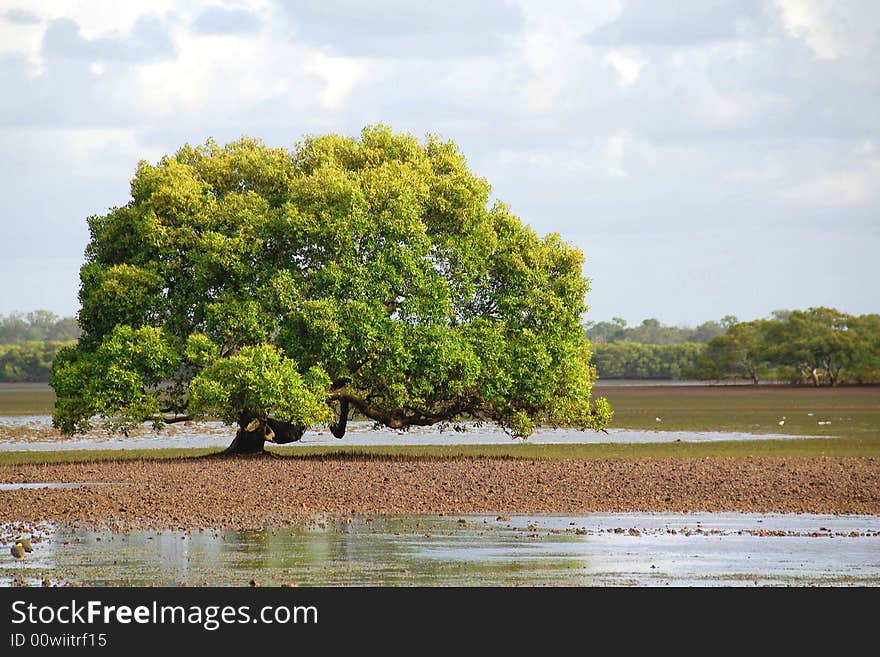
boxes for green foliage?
[51,326,180,433]
[692,320,770,383]
[52,125,610,439]
[0,341,75,382]
[189,344,332,426]
[846,314,880,383]
[184,333,219,367]
[591,342,705,379]
[765,308,863,386]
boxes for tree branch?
[265,417,305,443]
[148,415,194,424]
[329,389,476,429]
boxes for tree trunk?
[224,425,267,454]
[824,359,839,387]
[330,398,349,439]
[223,415,306,454]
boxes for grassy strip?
[0,447,222,465]
[0,437,877,466]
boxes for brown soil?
[1,456,878,531]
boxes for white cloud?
[305,54,370,110]
[603,50,644,86]
[775,0,880,59]
[131,30,319,118]
[0,13,46,72]
[1,0,183,73]
[776,0,841,58]
[513,0,622,109]
[35,0,179,37]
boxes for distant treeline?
[0,311,80,382]
[0,311,80,344]
[586,315,734,380]
[693,308,880,386]
[589,309,880,385]
[585,316,735,345]
[590,342,704,379]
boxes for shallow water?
[0,415,814,451]
[3,513,878,587]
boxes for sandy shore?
[1,456,879,530]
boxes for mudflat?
[1,455,878,531]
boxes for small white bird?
[778,420,785,427]
[655,417,662,423]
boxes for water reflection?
[3,513,879,587]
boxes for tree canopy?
[51,125,611,452]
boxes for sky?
[0,0,878,327]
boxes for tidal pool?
[3,513,878,587]
[0,415,813,451]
